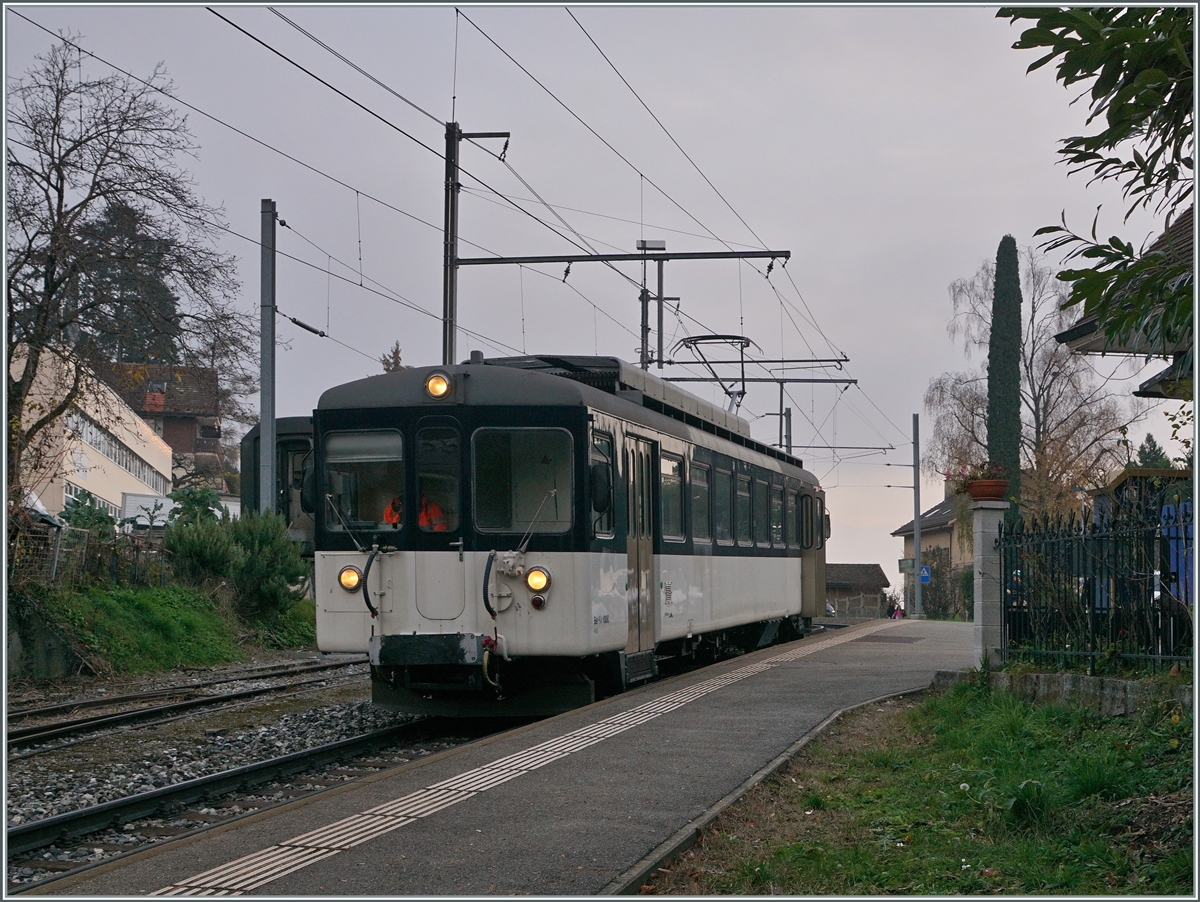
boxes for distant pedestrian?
[885,601,896,619]
[893,604,904,619]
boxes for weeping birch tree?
[925,247,1147,519]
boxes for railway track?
[6,717,508,893]
[7,656,366,722]
[7,659,368,753]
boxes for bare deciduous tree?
[6,38,255,504]
[924,247,1148,519]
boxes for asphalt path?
[35,617,974,896]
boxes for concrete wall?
[7,607,82,682]
[934,669,1192,718]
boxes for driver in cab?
[382,496,403,527]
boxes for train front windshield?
[320,425,573,537]
[473,428,572,533]
[324,430,405,532]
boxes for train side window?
[816,496,826,548]
[690,464,711,542]
[660,453,685,541]
[735,475,752,545]
[786,491,799,548]
[714,469,733,544]
[591,432,614,537]
[770,485,784,546]
[753,479,770,545]
[417,427,460,532]
[800,493,814,549]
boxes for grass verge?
[644,682,1193,895]
[40,584,246,674]
[247,596,317,651]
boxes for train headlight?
[530,594,547,610]
[338,566,363,592]
[425,372,451,399]
[525,567,550,592]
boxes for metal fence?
[999,502,1194,673]
[8,522,173,591]
[8,522,90,587]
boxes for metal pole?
[785,407,792,455]
[442,122,461,366]
[656,260,664,369]
[913,412,922,617]
[639,287,650,370]
[260,199,276,516]
[778,382,785,447]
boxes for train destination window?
[660,453,685,541]
[591,431,614,537]
[417,427,460,532]
[735,475,752,545]
[690,464,711,542]
[714,469,732,544]
[770,486,784,546]
[754,480,770,545]
[323,430,404,532]
[472,428,572,533]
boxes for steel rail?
[5,721,437,858]
[6,672,363,750]
[7,657,366,722]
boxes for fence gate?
[998,502,1193,673]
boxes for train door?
[625,436,656,664]
[414,422,466,620]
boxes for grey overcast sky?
[6,3,1178,591]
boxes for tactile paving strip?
[154,619,896,894]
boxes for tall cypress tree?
[987,235,1022,504]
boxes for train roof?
[317,356,812,475]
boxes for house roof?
[1055,205,1193,358]
[100,363,220,418]
[891,495,957,537]
[825,563,890,592]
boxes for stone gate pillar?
[972,500,1009,668]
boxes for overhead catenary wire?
[244,3,855,440]
[17,6,664,360]
[217,219,524,356]
[258,7,651,300]
[15,9,883,457]
[567,7,771,254]
[206,7,636,267]
[269,7,444,126]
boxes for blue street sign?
[919,565,931,584]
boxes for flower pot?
[966,479,1009,501]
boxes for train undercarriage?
[369,614,810,718]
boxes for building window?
[63,481,120,519]
[65,410,170,496]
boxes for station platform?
[37,618,974,896]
